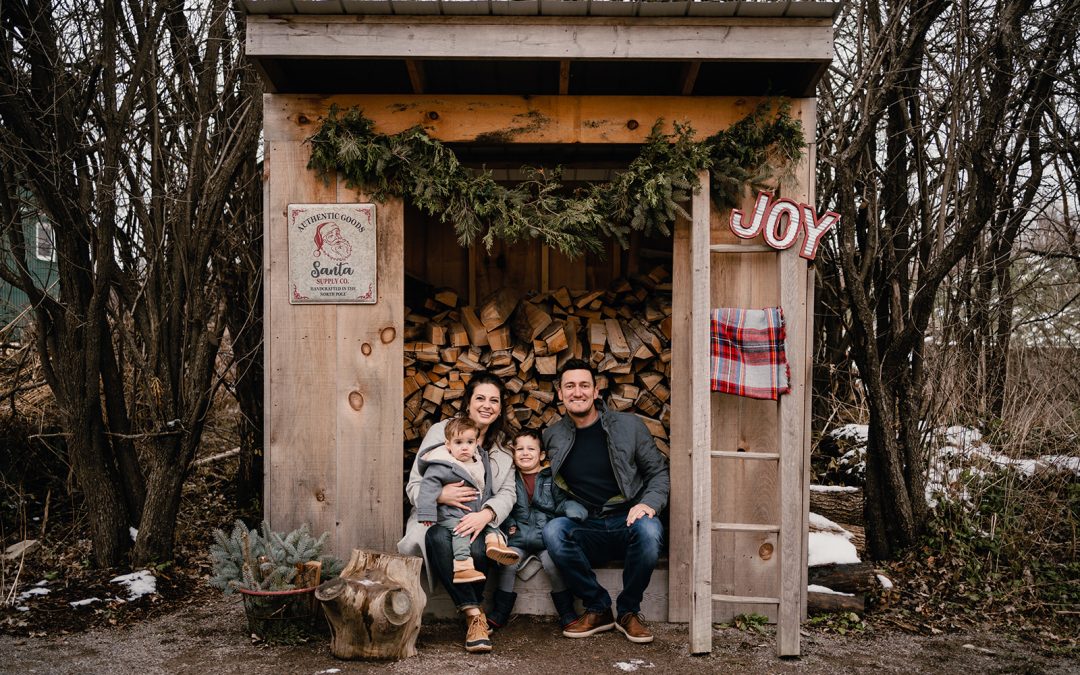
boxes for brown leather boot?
[561,607,615,638]
[616,612,654,643]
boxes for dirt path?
[2,597,1073,674]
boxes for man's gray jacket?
[543,399,670,516]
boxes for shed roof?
[244,1,839,97]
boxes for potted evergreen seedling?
[209,520,343,642]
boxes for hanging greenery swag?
[307,102,804,258]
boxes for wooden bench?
[422,559,670,621]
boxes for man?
[542,358,670,644]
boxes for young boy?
[487,430,586,629]
[416,416,519,583]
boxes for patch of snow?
[809,485,861,493]
[807,584,854,597]
[16,606,30,612]
[17,587,50,601]
[830,424,868,443]
[110,570,156,601]
[129,527,138,542]
[876,574,893,590]
[34,580,48,587]
[315,670,341,674]
[1040,455,1080,475]
[809,512,854,540]
[69,597,101,608]
[808,532,860,567]
[614,660,654,672]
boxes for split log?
[807,562,877,594]
[317,549,426,661]
[807,590,864,614]
[480,288,517,331]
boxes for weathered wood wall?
[264,95,404,555]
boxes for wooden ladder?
[687,170,805,657]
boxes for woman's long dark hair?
[460,370,510,452]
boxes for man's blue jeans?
[542,513,664,617]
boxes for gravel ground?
[2,596,1074,674]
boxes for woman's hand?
[437,481,479,509]
[453,508,496,542]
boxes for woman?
[398,371,516,653]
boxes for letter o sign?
[763,199,801,250]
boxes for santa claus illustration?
[312,221,353,261]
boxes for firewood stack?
[403,266,673,455]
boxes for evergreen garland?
[307,102,804,258]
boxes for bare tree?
[0,0,261,566]
[815,0,1080,558]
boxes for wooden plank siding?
[264,111,404,555]
[266,94,784,145]
[247,15,835,63]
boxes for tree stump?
[316,549,426,660]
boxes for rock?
[4,539,40,561]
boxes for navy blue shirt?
[560,418,621,509]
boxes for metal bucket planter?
[236,586,320,643]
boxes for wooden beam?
[689,169,712,655]
[265,94,809,144]
[405,59,426,94]
[559,60,571,95]
[680,61,701,96]
[247,16,836,63]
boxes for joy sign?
[729,191,838,260]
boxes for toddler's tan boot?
[453,558,486,584]
[484,533,520,565]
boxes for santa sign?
[288,203,377,304]
[729,191,838,260]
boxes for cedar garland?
[307,102,804,258]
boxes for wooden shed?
[245,0,838,656]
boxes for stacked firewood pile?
[403,266,673,454]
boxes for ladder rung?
[710,451,780,461]
[709,244,776,253]
[712,594,780,604]
[712,522,780,533]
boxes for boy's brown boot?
[484,533,520,565]
[453,558,486,584]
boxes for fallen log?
[807,562,877,594]
[316,550,426,661]
[807,590,865,614]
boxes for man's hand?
[453,507,496,542]
[437,481,479,510]
[626,503,656,526]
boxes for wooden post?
[689,169,713,655]
[316,549,426,660]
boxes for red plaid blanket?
[710,307,791,400]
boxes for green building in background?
[0,212,58,343]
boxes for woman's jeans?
[425,523,489,609]
[542,514,664,617]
